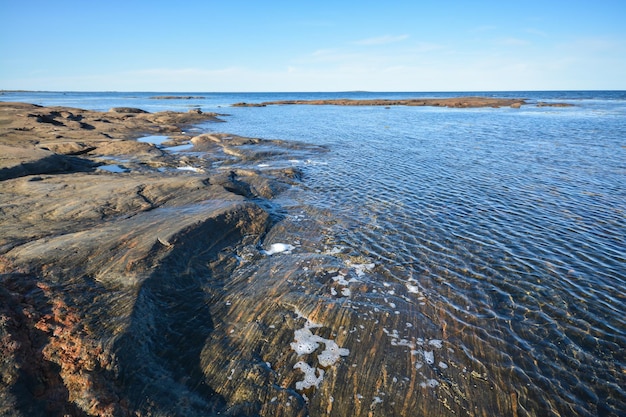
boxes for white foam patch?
[318,340,350,367]
[406,283,421,294]
[262,243,295,255]
[420,379,439,388]
[293,361,324,390]
[328,246,344,255]
[350,262,375,277]
[291,323,322,355]
[428,339,443,349]
[291,317,349,391]
[330,272,358,298]
[332,275,350,286]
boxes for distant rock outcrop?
[233,96,575,109]
[149,96,206,100]
[109,107,149,113]
[536,101,574,107]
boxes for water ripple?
[218,97,625,415]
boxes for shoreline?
[0,102,317,416]
[0,102,224,180]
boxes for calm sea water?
[2,90,625,415]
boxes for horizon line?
[2,89,625,94]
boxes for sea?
[2,90,625,416]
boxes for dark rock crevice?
[0,154,97,181]
[111,205,270,416]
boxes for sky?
[1,0,625,92]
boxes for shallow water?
[3,91,625,416]
[207,94,626,416]
[137,135,171,145]
[96,164,127,173]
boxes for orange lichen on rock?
[36,288,125,417]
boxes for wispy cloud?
[353,34,409,46]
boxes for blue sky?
[1,1,625,91]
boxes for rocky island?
[149,96,207,100]
[1,101,523,417]
[233,96,573,109]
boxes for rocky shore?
[0,102,320,416]
[1,101,522,417]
